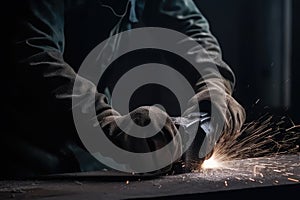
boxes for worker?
[0,0,245,178]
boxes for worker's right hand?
[97,106,183,172]
[184,78,246,136]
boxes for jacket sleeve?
[142,0,246,135]
[14,0,111,118]
[142,0,235,94]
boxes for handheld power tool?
[171,112,219,173]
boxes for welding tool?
[171,112,217,173]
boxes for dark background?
[195,0,300,124]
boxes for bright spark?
[201,156,222,169]
[213,114,298,162]
[196,113,300,171]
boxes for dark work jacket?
[0,0,235,178]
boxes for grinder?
[171,112,218,174]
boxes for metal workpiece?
[1,154,299,199]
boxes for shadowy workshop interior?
[0,0,300,199]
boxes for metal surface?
[1,154,299,199]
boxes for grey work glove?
[185,77,246,137]
[172,78,245,172]
[97,106,183,173]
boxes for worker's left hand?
[97,105,183,173]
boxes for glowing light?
[201,156,221,169]
[195,113,299,173]
[202,114,300,167]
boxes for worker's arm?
[12,0,116,175]
[142,0,245,135]
[13,0,181,175]
[14,0,111,116]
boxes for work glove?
[184,78,246,137]
[178,77,246,168]
[96,105,183,173]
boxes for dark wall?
[195,0,300,123]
